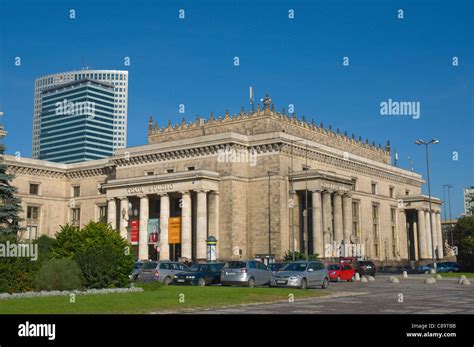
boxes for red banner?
[131,220,139,245]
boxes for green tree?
[50,221,134,288]
[0,143,22,236]
[453,215,474,272]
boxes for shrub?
[0,234,55,293]
[51,221,134,288]
[33,258,84,291]
[283,250,319,261]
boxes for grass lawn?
[0,285,329,314]
[440,272,474,278]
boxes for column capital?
[333,191,344,197]
[137,194,148,200]
[156,192,169,197]
[195,189,210,194]
[117,196,128,201]
[322,189,333,195]
[180,191,191,196]
[311,188,323,193]
[342,192,352,198]
[106,197,116,202]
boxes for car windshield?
[142,262,158,270]
[328,264,340,270]
[225,262,246,269]
[133,263,143,270]
[269,264,282,270]
[282,263,308,272]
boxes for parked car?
[418,262,461,273]
[328,263,356,282]
[357,261,376,276]
[439,262,461,273]
[173,262,225,286]
[271,261,329,289]
[268,262,286,273]
[137,261,189,284]
[221,260,272,287]
[131,261,144,281]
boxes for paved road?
[197,275,474,314]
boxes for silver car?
[137,261,189,285]
[271,261,329,289]
[221,260,272,287]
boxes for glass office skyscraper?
[38,79,115,163]
[32,69,128,159]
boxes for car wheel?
[164,277,172,285]
[248,277,256,288]
[336,276,341,282]
[349,275,355,282]
[197,278,206,287]
[300,278,308,289]
[322,277,329,289]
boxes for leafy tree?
[0,143,22,236]
[453,215,474,271]
[50,221,134,288]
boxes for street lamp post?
[415,139,439,271]
[443,184,454,245]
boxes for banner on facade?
[130,220,139,245]
[147,218,160,245]
[168,217,181,244]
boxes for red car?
[328,263,356,282]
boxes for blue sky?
[0,0,472,217]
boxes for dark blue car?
[173,262,225,286]
[417,262,461,273]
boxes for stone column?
[322,190,333,257]
[196,190,208,260]
[417,209,427,259]
[181,191,192,260]
[107,198,116,230]
[208,192,220,260]
[333,192,343,246]
[430,211,438,259]
[311,190,323,257]
[159,193,170,260]
[425,210,433,259]
[119,197,128,240]
[342,193,352,245]
[138,195,149,261]
[436,212,444,259]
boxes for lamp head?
[415,139,424,145]
[431,139,439,144]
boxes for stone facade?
[5,96,444,262]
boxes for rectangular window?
[187,166,195,171]
[372,205,379,240]
[405,190,410,196]
[371,183,377,195]
[389,187,394,198]
[29,183,39,195]
[98,205,107,222]
[25,225,38,240]
[351,201,359,236]
[71,208,81,225]
[27,206,39,220]
[145,171,154,176]
[391,208,396,223]
[166,169,175,173]
[73,186,81,197]
[351,177,357,191]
